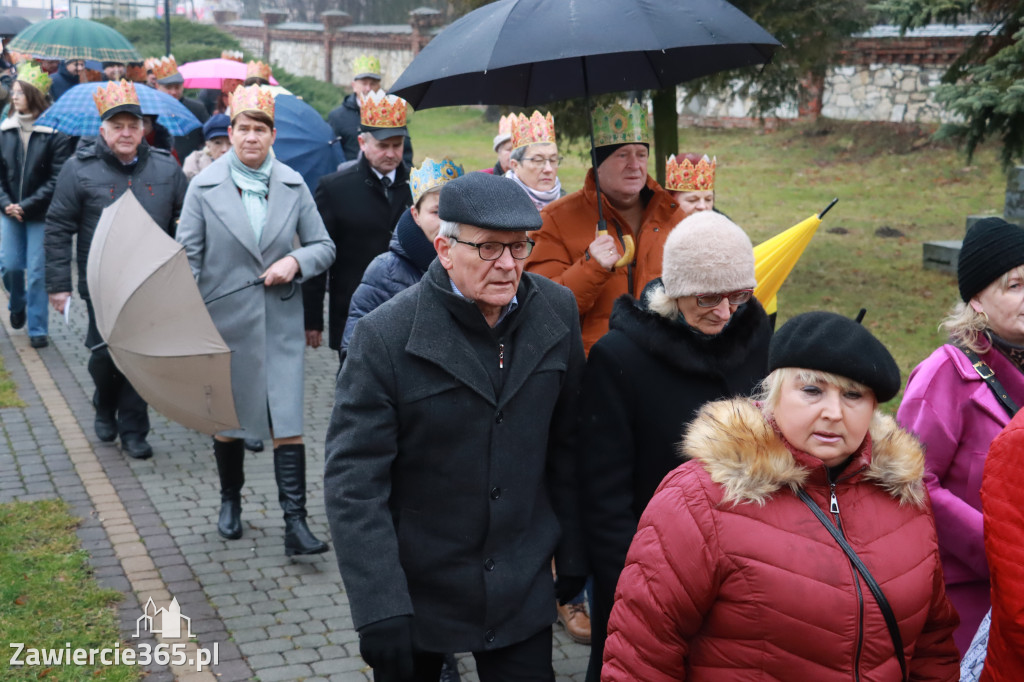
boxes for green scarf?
[228,148,274,243]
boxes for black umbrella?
[390,0,780,263]
[0,14,31,38]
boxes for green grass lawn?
[0,499,139,681]
[0,354,23,408]
[408,108,1005,405]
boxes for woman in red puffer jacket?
[603,311,959,682]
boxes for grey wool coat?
[176,155,335,440]
[324,259,587,653]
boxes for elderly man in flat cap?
[325,172,587,681]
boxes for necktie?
[381,175,392,201]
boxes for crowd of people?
[1,43,1023,682]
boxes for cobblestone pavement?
[0,289,590,681]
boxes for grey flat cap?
[439,173,543,231]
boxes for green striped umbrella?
[6,18,140,62]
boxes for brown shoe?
[557,600,591,645]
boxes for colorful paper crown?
[93,80,141,118]
[230,84,275,122]
[246,60,272,81]
[147,55,180,81]
[666,154,716,192]
[498,114,513,137]
[410,158,464,204]
[359,90,408,129]
[221,50,244,62]
[16,61,52,95]
[352,54,381,79]
[510,111,555,150]
[591,100,650,148]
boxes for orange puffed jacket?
[980,409,1024,682]
[527,169,684,353]
[603,398,960,682]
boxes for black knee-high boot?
[273,444,328,556]
[213,439,245,540]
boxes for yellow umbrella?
[754,198,837,316]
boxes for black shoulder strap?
[796,488,908,682]
[957,345,1020,418]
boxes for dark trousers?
[374,626,554,682]
[85,298,149,438]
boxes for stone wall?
[822,64,949,123]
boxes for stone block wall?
[822,63,950,123]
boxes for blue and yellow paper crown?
[352,54,381,80]
[410,158,464,204]
[591,100,650,148]
[15,61,51,95]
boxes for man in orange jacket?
[527,101,685,353]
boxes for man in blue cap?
[325,172,587,681]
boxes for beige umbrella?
[86,191,240,435]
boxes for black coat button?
[495,411,504,424]
[484,558,495,571]
[490,487,501,500]
[485,629,496,643]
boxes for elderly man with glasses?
[325,172,587,682]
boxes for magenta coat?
[897,342,1024,653]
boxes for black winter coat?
[327,93,414,167]
[340,206,435,352]
[303,155,412,350]
[0,117,72,221]
[325,260,586,652]
[45,137,188,301]
[173,96,210,162]
[49,62,79,102]
[579,279,772,682]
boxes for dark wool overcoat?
[324,260,586,653]
[579,281,771,682]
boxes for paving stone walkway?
[0,289,590,682]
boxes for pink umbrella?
[178,58,279,88]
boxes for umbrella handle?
[818,197,839,219]
[597,230,636,269]
[202,277,297,305]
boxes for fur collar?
[681,398,926,507]
[0,116,55,134]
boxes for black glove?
[358,615,415,680]
[554,574,588,605]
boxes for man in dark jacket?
[45,81,187,460]
[49,59,83,102]
[151,55,209,162]
[325,172,586,681]
[326,54,413,167]
[304,91,413,362]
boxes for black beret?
[768,311,901,403]
[439,173,542,231]
[957,217,1024,302]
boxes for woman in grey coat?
[176,85,336,555]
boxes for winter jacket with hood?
[340,206,436,353]
[603,398,959,682]
[527,169,685,353]
[49,62,79,102]
[897,341,1024,651]
[980,408,1024,682]
[578,280,771,682]
[0,117,72,221]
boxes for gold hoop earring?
[979,310,990,326]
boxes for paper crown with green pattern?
[352,54,382,80]
[15,61,51,95]
[591,100,650,148]
[410,157,464,204]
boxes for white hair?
[438,220,461,239]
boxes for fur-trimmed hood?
[682,397,926,507]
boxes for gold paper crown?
[230,85,275,122]
[510,111,555,150]
[497,114,514,137]
[591,100,650,148]
[410,158,464,204]
[221,50,244,62]
[359,90,408,129]
[666,154,716,192]
[148,55,180,81]
[16,61,52,95]
[352,54,381,79]
[246,60,272,81]
[93,80,141,117]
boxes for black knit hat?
[768,311,901,403]
[439,172,543,231]
[957,217,1024,302]
[593,142,649,169]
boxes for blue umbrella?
[36,82,202,136]
[271,95,344,193]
